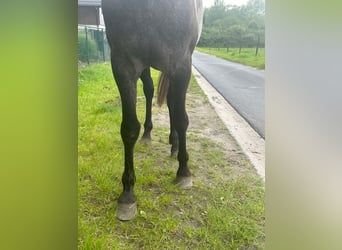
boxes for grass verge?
[78,63,265,249]
[196,47,265,69]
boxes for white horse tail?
[156,72,169,106]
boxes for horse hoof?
[117,202,137,221]
[176,176,193,189]
[140,137,151,144]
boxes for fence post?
[102,29,105,61]
[85,26,90,65]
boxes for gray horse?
[102,0,203,220]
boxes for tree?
[246,0,265,15]
[227,25,245,52]
[214,0,224,6]
[204,4,226,26]
[198,0,265,50]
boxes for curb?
[192,66,265,181]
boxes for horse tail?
[157,72,169,106]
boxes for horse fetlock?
[141,126,152,143]
[118,190,136,204]
[176,166,191,178]
[140,134,151,144]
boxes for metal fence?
[78,25,110,64]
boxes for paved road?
[192,51,265,138]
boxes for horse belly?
[103,0,200,70]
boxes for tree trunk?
[255,33,260,56]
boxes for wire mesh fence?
[78,25,110,64]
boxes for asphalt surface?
[192,50,265,138]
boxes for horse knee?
[121,121,141,146]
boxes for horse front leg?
[117,114,140,220]
[112,64,141,221]
[140,68,154,143]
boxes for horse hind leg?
[168,63,192,189]
[140,68,154,143]
[167,87,179,158]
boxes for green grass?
[196,47,265,69]
[78,63,265,249]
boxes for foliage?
[198,0,265,49]
[78,33,98,63]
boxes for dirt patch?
[149,77,259,186]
